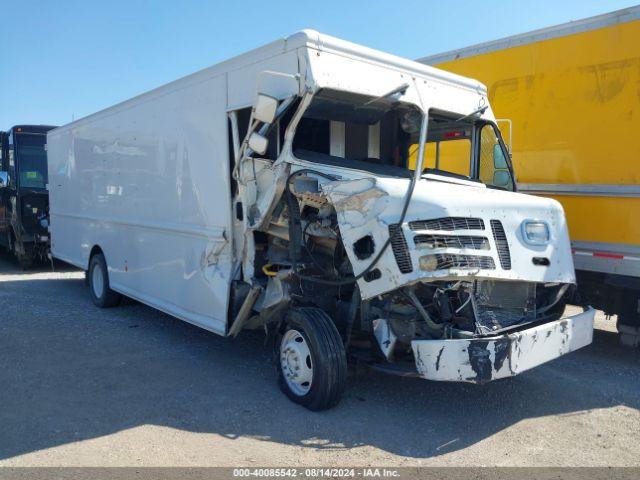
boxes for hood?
[322,175,575,300]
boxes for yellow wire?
[262,264,277,277]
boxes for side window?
[292,118,330,155]
[7,133,15,185]
[478,124,514,190]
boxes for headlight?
[522,220,550,245]
[419,254,439,271]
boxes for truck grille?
[413,234,490,250]
[409,217,485,231]
[490,220,511,270]
[388,224,413,273]
[389,218,503,275]
[434,254,495,270]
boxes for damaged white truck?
[47,31,595,410]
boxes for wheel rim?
[91,262,105,299]
[280,329,313,396]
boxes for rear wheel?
[88,253,121,308]
[7,232,16,257]
[17,254,33,270]
[277,308,347,411]
[8,233,32,269]
[617,290,640,348]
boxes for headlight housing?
[419,254,439,272]
[521,220,550,245]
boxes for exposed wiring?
[301,221,335,276]
[455,295,472,314]
[261,264,278,277]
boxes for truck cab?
[0,125,56,267]
[224,34,595,408]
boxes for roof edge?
[290,30,486,93]
[418,5,640,65]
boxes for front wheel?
[277,308,347,411]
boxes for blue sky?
[1,0,638,129]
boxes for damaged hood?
[322,175,575,300]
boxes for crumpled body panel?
[322,175,575,300]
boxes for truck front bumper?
[411,308,595,383]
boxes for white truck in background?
[47,30,594,410]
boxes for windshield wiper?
[455,105,488,123]
[421,168,481,183]
[361,83,410,107]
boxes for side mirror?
[248,132,268,156]
[0,171,8,188]
[253,94,278,124]
[493,144,508,169]
[493,170,511,188]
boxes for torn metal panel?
[321,177,401,299]
[254,270,292,311]
[239,158,289,230]
[201,238,230,284]
[411,308,595,382]
[323,178,389,229]
[236,158,289,284]
[372,318,397,360]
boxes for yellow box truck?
[419,6,640,346]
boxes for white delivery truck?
[47,30,595,410]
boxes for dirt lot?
[0,254,639,467]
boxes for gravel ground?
[0,253,639,467]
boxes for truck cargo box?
[419,7,640,343]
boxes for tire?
[619,332,640,348]
[276,307,347,411]
[17,254,33,270]
[539,285,568,321]
[88,253,121,308]
[7,232,15,257]
[617,290,640,328]
[545,297,567,321]
[8,234,32,270]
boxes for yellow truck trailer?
[419,6,640,346]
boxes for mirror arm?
[232,95,297,183]
[241,95,296,159]
[228,111,241,160]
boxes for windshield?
[16,133,48,189]
[292,89,514,190]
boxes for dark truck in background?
[0,125,57,268]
